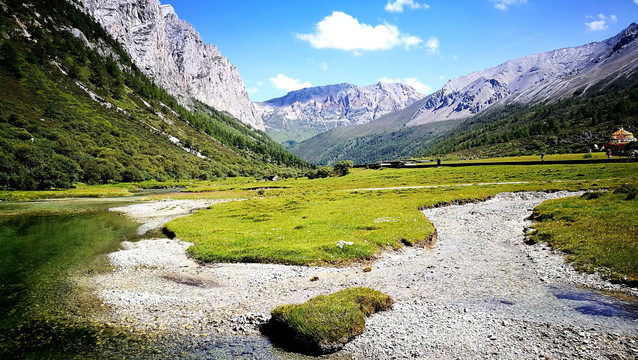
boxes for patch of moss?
[261,287,392,355]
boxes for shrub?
[614,182,638,200]
[317,166,333,178]
[333,160,353,177]
[581,191,603,200]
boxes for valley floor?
[83,192,638,359]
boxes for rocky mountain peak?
[258,82,425,144]
[76,0,262,130]
[406,23,638,127]
[159,4,175,17]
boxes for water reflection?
[550,284,638,320]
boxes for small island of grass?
[260,287,393,355]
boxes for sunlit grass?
[3,158,637,271]
[166,161,637,266]
[262,287,392,354]
[167,190,438,265]
[530,184,638,283]
[436,152,609,163]
[0,184,134,202]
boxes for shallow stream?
[0,194,636,359]
[0,197,299,359]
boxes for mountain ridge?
[76,0,262,130]
[257,82,424,144]
[290,23,638,165]
[407,22,638,127]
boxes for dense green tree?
[333,160,353,177]
[0,42,22,78]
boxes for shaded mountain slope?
[289,99,463,165]
[0,0,307,190]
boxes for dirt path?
[90,192,638,359]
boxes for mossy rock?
[261,287,392,355]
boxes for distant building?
[609,128,636,145]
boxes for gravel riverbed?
[109,199,232,235]
[89,192,638,359]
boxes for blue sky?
[165,0,638,102]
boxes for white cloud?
[635,0,638,5]
[585,13,617,32]
[246,87,259,94]
[426,36,439,54]
[385,0,430,13]
[296,11,423,52]
[491,0,527,10]
[269,74,311,92]
[379,77,432,94]
[379,77,400,83]
[319,62,328,71]
[404,78,432,94]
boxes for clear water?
[0,199,296,359]
[549,284,638,320]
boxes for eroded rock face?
[77,0,262,130]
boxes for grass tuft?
[261,287,392,354]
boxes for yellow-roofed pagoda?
[609,128,636,145]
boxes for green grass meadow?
[3,160,637,279]
[165,162,638,268]
[530,186,638,283]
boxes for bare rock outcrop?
[76,0,262,130]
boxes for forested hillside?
[419,74,638,158]
[292,73,638,165]
[0,0,308,190]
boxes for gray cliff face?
[408,23,638,127]
[76,0,262,130]
[257,82,424,144]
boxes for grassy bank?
[167,190,438,265]
[165,162,638,266]
[3,160,637,268]
[430,152,609,163]
[529,184,638,283]
[262,287,392,354]
[0,184,134,202]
